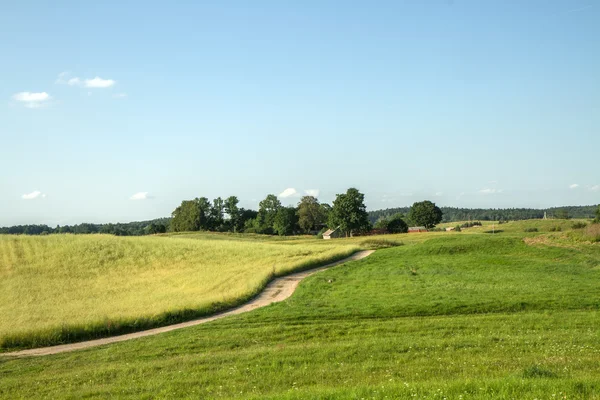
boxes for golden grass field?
[0,233,359,348]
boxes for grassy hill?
[1,221,599,398]
[0,233,359,349]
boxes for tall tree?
[197,197,213,230]
[210,197,225,231]
[408,201,443,229]
[257,194,282,234]
[273,207,299,236]
[297,196,326,233]
[329,188,371,237]
[595,205,600,223]
[170,200,201,232]
[224,196,240,232]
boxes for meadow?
[0,233,359,349]
[1,220,599,399]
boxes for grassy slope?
[0,233,358,349]
[1,222,599,399]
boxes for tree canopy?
[328,188,371,237]
[297,196,328,233]
[408,201,443,229]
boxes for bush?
[572,222,587,229]
[523,228,538,232]
[583,224,600,242]
[454,225,462,232]
[387,215,408,233]
[360,239,403,250]
[549,226,562,232]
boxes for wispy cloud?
[113,93,127,98]
[56,72,116,88]
[130,192,150,200]
[435,191,443,196]
[479,188,503,194]
[22,190,45,200]
[304,189,319,197]
[569,183,579,189]
[565,4,594,14]
[12,92,51,108]
[55,71,70,84]
[588,185,600,192]
[278,188,298,198]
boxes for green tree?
[210,197,225,231]
[554,208,570,220]
[257,194,282,234]
[329,188,371,237]
[170,200,201,232]
[273,207,299,236]
[224,196,241,232]
[408,201,443,229]
[373,217,389,231]
[387,214,408,233]
[594,205,600,223]
[297,196,326,233]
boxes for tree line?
[3,194,596,237]
[0,218,170,236]
[169,188,373,237]
[369,205,599,224]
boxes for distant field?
[1,221,599,398]
[0,233,359,349]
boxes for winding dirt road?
[4,250,374,357]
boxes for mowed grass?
[1,226,599,398]
[0,233,358,349]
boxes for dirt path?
[4,250,374,357]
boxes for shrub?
[572,222,587,229]
[549,226,562,232]
[454,225,462,232]
[583,224,600,242]
[360,239,403,250]
[523,228,538,232]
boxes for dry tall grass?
[0,234,358,348]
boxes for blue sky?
[1,0,599,226]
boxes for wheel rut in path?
[4,250,374,357]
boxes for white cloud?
[12,92,51,108]
[130,192,150,200]
[479,188,503,194]
[435,191,443,196]
[569,184,579,189]
[22,190,44,200]
[84,77,115,88]
[113,93,127,98]
[56,72,116,88]
[278,188,298,198]
[304,189,320,197]
[588,185,600,192]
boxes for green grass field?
[1,220,599,399]
[0,233,359,349]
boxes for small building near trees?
[322,227,342,239]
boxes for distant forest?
[0,218,171,236]
[368,205,599,224]
[1,204,597,236]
